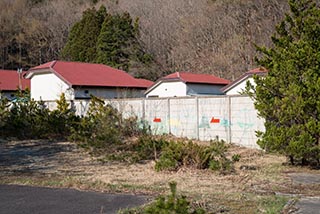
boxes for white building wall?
[226,77,256,95]
[146,81,187,98]
[31,73,73,101]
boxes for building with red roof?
[145,72,230,98]
[0,69,30,100]
[26,61,153,100]
[221,67,267,95]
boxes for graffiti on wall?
[45,97,262,148]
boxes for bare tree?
[1,0,288,80]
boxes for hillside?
[0,0,288,80]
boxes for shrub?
[155,139,235,173]
[119,182,205,214]
[133,135,169,161]
[3,95,49,139]
[155,141,184,171]
[70,96,145,153]
[232,154,241,162]
[70,96,122,149]
[0,92,79,140]
[49,93,79,138]
[0,97,10,137]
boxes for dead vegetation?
[1,0,288,80]
[1,138,319,213]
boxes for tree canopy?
[61,6,157,79]
[61,6,106,62]
[249,0,320,166]
[95,12,137,71]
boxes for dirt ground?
[0,139,319,213]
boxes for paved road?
[294,197,320,214]
[289,173,320,214]
[0,184,147,214]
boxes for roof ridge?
[50,60,57,68]
[54,60,108,67]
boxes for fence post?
[142,98,146,123]
[196,97,199,140]
[167,98,171,134]
[228,96,232,143]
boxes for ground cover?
[0,139,319,213]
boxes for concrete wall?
[45,95,264,148]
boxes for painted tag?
[210,117,220,124]
[153,117,162,123]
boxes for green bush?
[3,96,50,139]
[49,93,79,138]
[0,92,79,139]
[70,96,146,153]
[232,154,241,162]
[70,96,121,149]
[119,182,205,214]
[155,141,184,171]
[155,139,235,173]
[133,135,169,161]
[0,97,10,136]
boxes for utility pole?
[17,68,22,91]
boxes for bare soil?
[0,139,319,213]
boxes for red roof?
[0,69,30,91]
[247,67,268,74]
[135,78,154,87]
[28,61,153,89]
[163,72,230,85]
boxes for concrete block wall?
[144,99,170,134]
[44,95,264,148]
[198,96,230,142]
[230,96,264,148]
[169,98,198,139]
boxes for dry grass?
[0,139,319,213]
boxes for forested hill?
[0,0,288,80]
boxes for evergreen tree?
[248,0,320,166]
[61,6,158,79]
[95,12,137,71]
[61,6,107,62]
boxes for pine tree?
[61,6,158,79]
[248,0,320,166]
[61,6,106,62]
[95,12,137,71]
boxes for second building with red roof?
[145,72,230,98]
